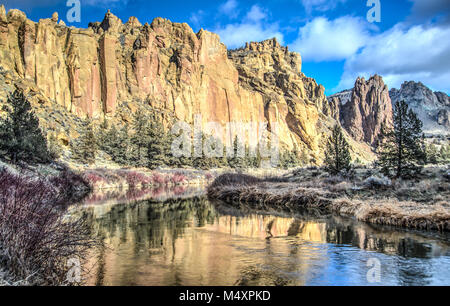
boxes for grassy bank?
[0,164,97,285]
[207,167,450,232]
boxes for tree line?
[0,89,448,177]
[70,109,310,170]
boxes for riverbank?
[207,167,450,232]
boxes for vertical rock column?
[100,34,118,114]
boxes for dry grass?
[332,198,449,231]
[208,170,450,232]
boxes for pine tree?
[378,100,425,178]
[99,122,131,165]
[439,143,450,164]
[0,89,50,164]
[72,118,97,165]
[192,133,222,170]
[324,125,352,175]
[130,110,152,167]
[426,143,439,165]
[147,113,172,169]
[299,148,309,167]
[228,136,245,169]
[47,132,63,160]
[115,123,131,165]
[280,149,299,169]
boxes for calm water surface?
[72,187,450,286]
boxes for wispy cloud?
[300,0,348,14]
[219,0,239,19]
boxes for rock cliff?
[0,7,375,163]
[328,75,393,146]
[389,81,450,136]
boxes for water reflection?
[75,191,450,286]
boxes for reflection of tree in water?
[89,197,216,250]
[81,197,217,285]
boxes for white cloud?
[336,23,450,92]
[300,0,348,14]
[219,0,239,19]
[246,5,266,22]
[214,5,284,49]
[290,16,371,62]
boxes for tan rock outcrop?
[0,8,376,163]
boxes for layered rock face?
[390,81,450,135]
[0,7,376,162]
[228,39,330,151]
[328,75,393,146]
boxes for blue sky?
[2,0,450,95]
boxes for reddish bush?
[152,173,165,185]
[0,168,97,285]
[83,172,105,185]
[171,172,186,184]
[125,171,152,187]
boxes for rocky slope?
[0,7,375,163]
[328,75,393,146]
[390,81,450,136]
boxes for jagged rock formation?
[328,75,393,146]
[390,81,450,135]
[228,39,330,150]
[0,7,376,162]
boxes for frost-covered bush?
[364,175,392,189]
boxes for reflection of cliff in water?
[77,197,450,286]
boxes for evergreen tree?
[439,143,450,164]
[280,149,300,169]
[147,113,172,169]
[0,89,50,164]
[324,125,352,175]
[228,136,245,169]
[426,143,439,165]
[115,124,131,165]
[299,148,309,167]
[47,132,63,160]
[176,132,194,168]
[378,100,425,178]
[192,133,222,170]
[99,122,131,165]
[130,110,152,167]
[252,144,262,168]
[72,118,97,165]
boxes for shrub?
[209,173,262,189]
[152,173,166,185]
[0,168,96,285]
[171,173,186,184]
[364,175,392,189]
[125,171,152,187]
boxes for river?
[70,186,450,286]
